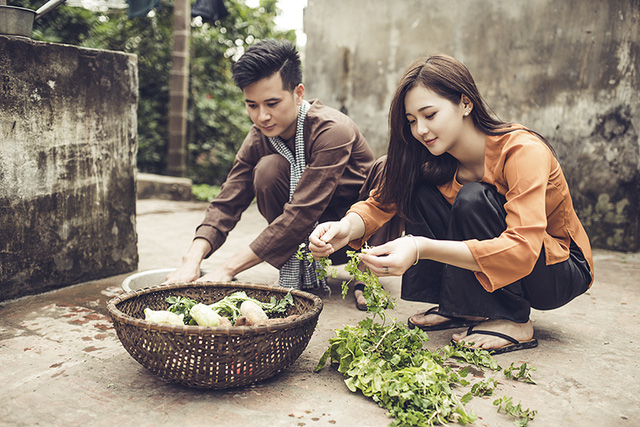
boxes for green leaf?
[504,362,537,384]
[442,341,500,370]
[165,296,197,324]
[315,347,333,372]
[493,396,537,425]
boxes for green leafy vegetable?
[503,362,537,384]
[341,249,395,318]
[296,243,337,281]
[302,245,537,426]
[493,396,537,426]
[164,291,295,326]
[261,291,295,315]
[442,341,501,371]
[295,244,394,317]
[471,378,498,397]
[166,296,198,325]
[209,290,294,324]
[208,291,251,323]
[315,316,497,426]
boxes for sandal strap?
[466,326,520,345]
[353,282,366,292]
[424,306,458,321]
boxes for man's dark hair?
[232,39,302,91]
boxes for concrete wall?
[0,36,139,301]
[304,0,640,251]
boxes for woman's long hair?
[377,54,552,221]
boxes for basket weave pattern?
[107,282,323,389]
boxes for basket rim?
[106,281,323,336]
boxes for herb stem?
[371,322,399,352]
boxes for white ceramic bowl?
[121,269,210,292]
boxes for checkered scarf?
[268,100,328,291]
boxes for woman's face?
[404,85,467,156]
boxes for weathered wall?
[304,0,640,251]
[0,36,139,301]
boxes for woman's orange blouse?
[347,127,594,292]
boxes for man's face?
[243,73,304,140]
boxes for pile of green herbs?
[301,247,537,426]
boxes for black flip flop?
[407,306,480,331]
[353,283,367,311]
[456,325,538,355]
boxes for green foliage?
[304,252,539,426]
[470,377,498,397]
[342,250,396,318]
[304,252,504,426]
[503,362,537,384]
[87,7,175,175]
[166,295,198,325]
[9,0,98,44]
[493,396,537,426]
[442,340,501,371]
[192,183,221,201]
[314,314,488,426]
[16,0,294,183]
[295,243,338,281]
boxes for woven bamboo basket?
[107,281,323,389]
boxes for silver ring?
[383,266,389,275]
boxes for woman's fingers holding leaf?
[359,238,416,276]
[359,243,393,275]
[361,242,391,256]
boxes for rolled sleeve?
[195,135,259,258]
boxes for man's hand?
[163,262,201,284]
[163,238,211,284]
[196,266,235,283]
[199,246,262,282]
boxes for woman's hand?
[359,236,420,276]
[309,220,352,258]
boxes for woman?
[309,54,594,354]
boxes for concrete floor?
[1,199,639,427]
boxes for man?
[165,39,376,290]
